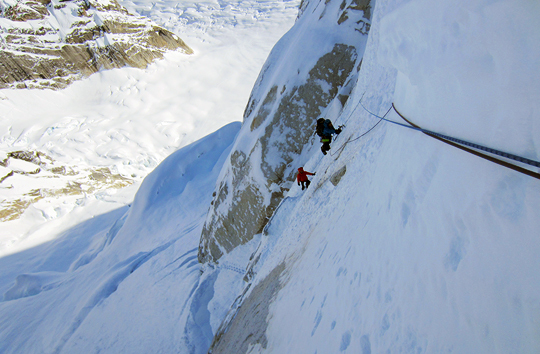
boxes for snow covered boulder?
[198,0,373,263]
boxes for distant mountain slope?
[0,0,192,89]
[0,0,299,265]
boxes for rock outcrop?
[0,0,193,89]
[0,150,132,221]
[198,0,373,263]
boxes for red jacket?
[297,167,314,183]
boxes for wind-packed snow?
[380,0,540,156]
[1,0,540,353]
[0,122,247,353]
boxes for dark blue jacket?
[322,119,338,136]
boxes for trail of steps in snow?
[218,263,246,275]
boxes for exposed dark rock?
[0,149,132,222]
[209,262,286,353]
[3,0,51,21]
[0,0,193,89]
[330,165,347,186]
[199,43,359,262]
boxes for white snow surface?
[1,0,540,353]
[240,0,540,352]
[0,122,248,353]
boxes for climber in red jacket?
[296,167,315,190]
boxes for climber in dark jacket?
[297,167,315,190]
[315,118,342,155]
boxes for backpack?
[315,118,325,137]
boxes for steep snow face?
[0,123,241,353]
[1,0,539,352]
[208,0,540,352]
[199,0,373,263]
[379,0,540,157]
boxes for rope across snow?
[327,92,540,180]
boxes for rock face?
[0,0,193,89]
[198,0,373,263]
[209,262,286,353]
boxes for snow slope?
[0,122,247,353]
[212,0,540,352]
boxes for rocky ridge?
[198,0,372,263]
[0,0,193,89]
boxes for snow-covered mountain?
[207,0,540,352]
[1,0,540,353]
[0,0,192,89]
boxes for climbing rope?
[360,98,540,179]
[391,104,540,180]
[327,91,540,179]
[320,88,540,179]
[329,103,391,157]
[391,104,540,167]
